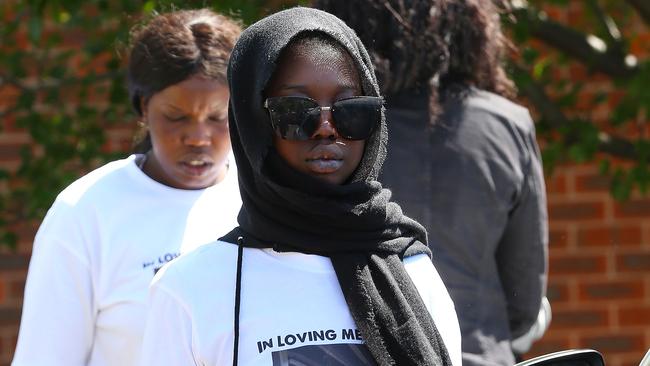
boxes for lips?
[178,155,215,177]
[305,145,344,174]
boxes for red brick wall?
[531,163,650,366]
[522,2,650,366]
[1,2,649,366]
[0,2,136,364]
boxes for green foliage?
[505,0,650,201]
[0,0,307,249]
[1,0,648,251]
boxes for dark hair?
[313,0,516,119]
[127,8,241,152]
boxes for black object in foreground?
[515,349,604,366]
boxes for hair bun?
[190,22,213,39]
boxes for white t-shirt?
[140,241,462,366]
[12,154,242,366]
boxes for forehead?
[149,75,229,110]
[269,38,362,90]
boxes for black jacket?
[381,87,548,366]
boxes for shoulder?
[438,89,539,167]
[151,240,240,296]
[37,155,138,231]
[56,155,138,207]
[444,88,535,137]
[156,240,239,277]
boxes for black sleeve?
[495,116,549,339]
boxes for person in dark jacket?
[314,1,550,365]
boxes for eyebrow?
[162,103,227,112]
[163,104,184,112]
[279,83,360,92]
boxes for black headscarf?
[223,7,452,366]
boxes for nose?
[310,107,339,140]
[183,123,211,147]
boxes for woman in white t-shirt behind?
[12,9,242,366]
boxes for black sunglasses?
[264,96,383,140]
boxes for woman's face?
[141,74,231,190]
[265,41,366,185]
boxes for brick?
[616,252,650,273]
[552,308,610,328]
[547,281,570,303]
[525,337,571,359]
[0,85,20,106]
[579,332,645,353]
[0,132,30,145]
[567,3,586,25]
[576,90,600,113]
[608,90,626,109]
[618,305,650,326]
[1,114,17,133]
[630,33,650,56]
[545,173,567,194]
[577,226,642,247]
[549,228,569,248]
[614,199,650,218]
[548,202,605,221]
[0,145,22,163]
[579,279,645,301]
[0,308,20,326]
[0,255,29,271]
[8,279,24,301]
[619,353,650,366]
[549,253,607,274]
[0,328,18,362]
[543,6,567,22]
[575,173,611,193]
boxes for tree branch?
[510,4,638,78]
[512,64,638,160]
[625,0,650,25]
[585,0,624,51]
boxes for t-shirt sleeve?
[140,266,198,366]
[12,203,95,365]
[404,254,462,366]
[495,113,549,339]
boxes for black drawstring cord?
[233,236,244,366]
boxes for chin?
[316,174,346,185]
[175,176,217,190]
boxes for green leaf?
[142,0,156,14]
[598,159,611,175]
[17,91,36,109]
[28,17,43,44]
[522,47,540,65]
[532,58,550,80]
[57,10,71,23]
[1,232,18,251]
[610,169,632,201]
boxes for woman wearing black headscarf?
[139,7,461,366]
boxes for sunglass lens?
[332,97,382,140]
[267,97,320,140]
